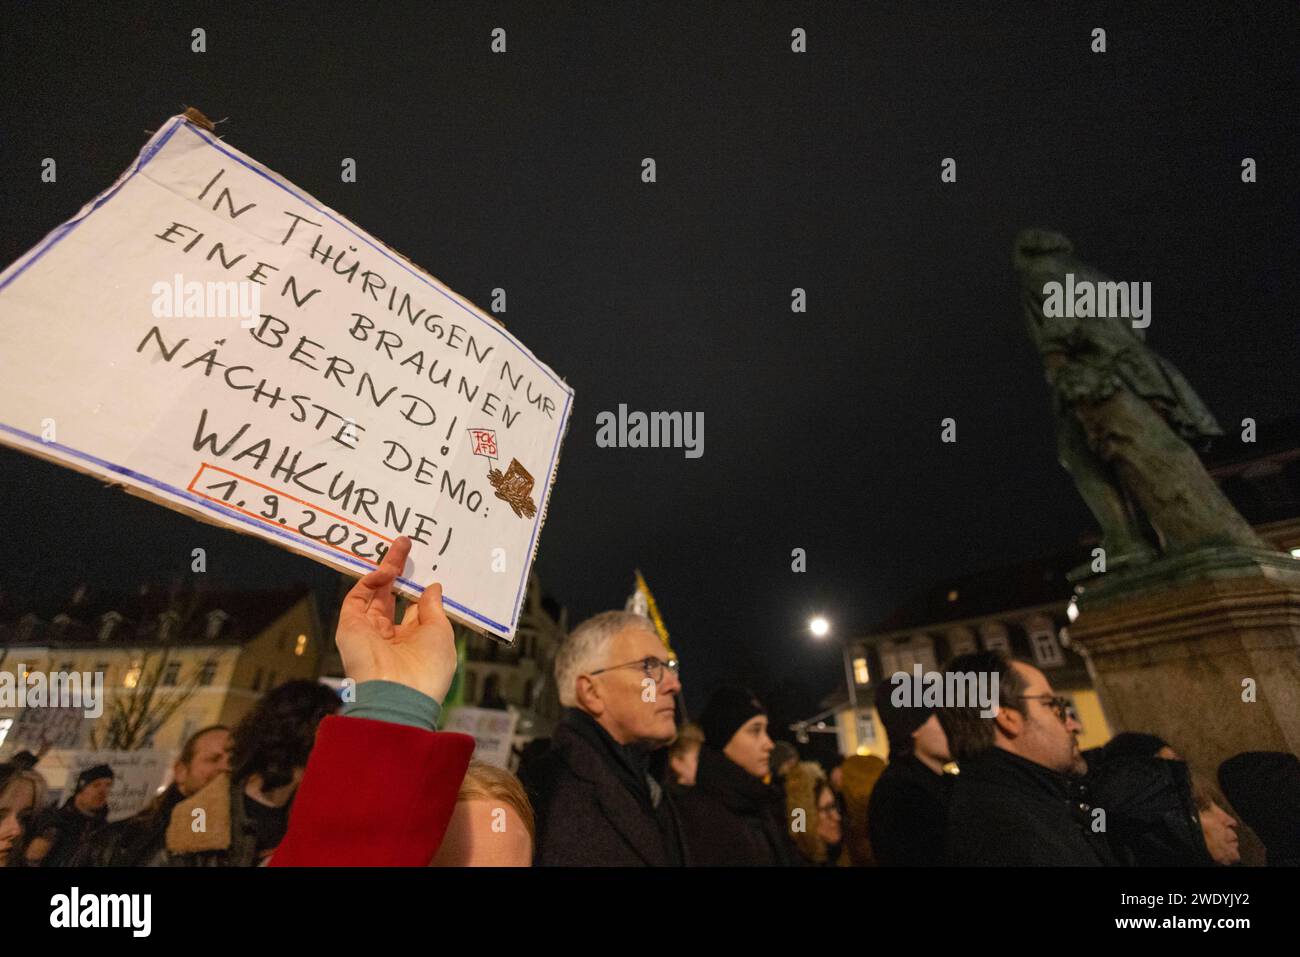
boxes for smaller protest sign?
[441,706,519,768]
[45,750,171,822]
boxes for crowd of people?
[3,535,1298,867]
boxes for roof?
[870,550,1082,636]
[0,582,313,649]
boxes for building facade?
[0,581,324,789]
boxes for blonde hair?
[459,762,535,843]
[784,761,829,864]
[0,766,47,811]
[669,723,704,758]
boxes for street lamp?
[810,616,863,753]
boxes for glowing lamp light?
[809,616,830,638]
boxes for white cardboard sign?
[0,115,573,640]
[440,706,520,768]
[50,750,170,823]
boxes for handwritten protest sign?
[0,114,573,640]
[7,707,90,751]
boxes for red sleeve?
[270,715,475,867]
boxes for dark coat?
[1086,755,1212,866]
[35,801,107,867]
[74,783,187,867]
[520,708,687,867]
[945,748,1118,866]
[868,754,951,866]
[675,745,801,867]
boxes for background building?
[0,581,323,791]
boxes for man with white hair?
[520,610,688,865]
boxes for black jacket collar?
[559,708,655,807]
[695,744,777,815]
[958,746,1077,801]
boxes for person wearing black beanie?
[30,763,115,867]
[867,673,953,866]
[675,687,799,865]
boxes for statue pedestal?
[1068,547,1300,781]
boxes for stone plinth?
[1068,547,1300,782]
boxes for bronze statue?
[1014,229,1267,573]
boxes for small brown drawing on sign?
[488,458,537,519]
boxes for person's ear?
[993,705,1022,739]
[172,760,187,787]
[575,674,604,715]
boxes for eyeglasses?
[1016,694,1073,723]
[589,656,680,684]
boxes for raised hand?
[334,536,458,704]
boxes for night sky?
[2,2,1297,721]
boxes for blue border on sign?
[0,117,573,636]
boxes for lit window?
[1291,547,1300,559]
[853,657,870,685]
[161,661,181,687]
[124,662,142,688]
[198,660,217,687]
[294,634,308,657]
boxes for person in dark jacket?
[676,687,800,866]
[76,725,232,867]
[868,673,953,866]
[1082,731,1179,769]
[937,651,1116,866]
[31,764,114,867]
[520,610,687,866]
[1084,732,1210,866]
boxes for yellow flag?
[629,569,673,655]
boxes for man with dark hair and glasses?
[937,650,1116,866]
[519,610,688,866]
